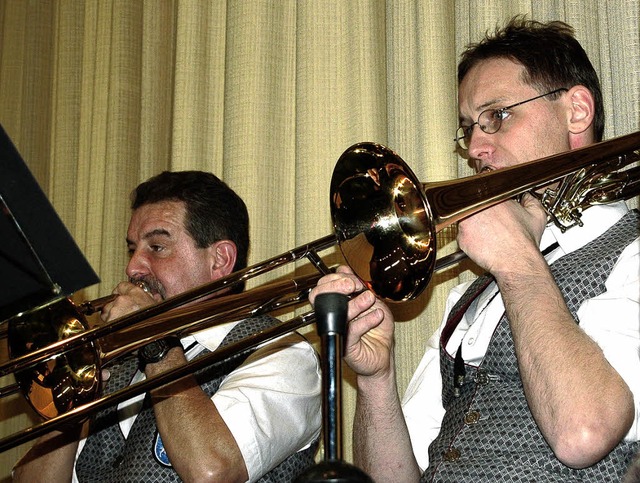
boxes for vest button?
[443,447,461,462]
[464,410,481,425]
[475,369,490,386]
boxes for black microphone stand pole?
[295,293,372,483]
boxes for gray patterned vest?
[76,314,318,482]
[421,209,640,482]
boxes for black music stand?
[0,124,99,322]
[295,293,373,483]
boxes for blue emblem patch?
[154,432,172,467]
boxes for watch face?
[140,340,167,362]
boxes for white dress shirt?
[402,201,640,472]
[74,320,322,483]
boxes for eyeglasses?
[454,88,568,150]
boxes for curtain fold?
[0,0,638,476]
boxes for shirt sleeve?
[401,282,469,471]
[211,332,322,482]
[577,237,640,441]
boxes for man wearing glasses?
[310,16,640,482]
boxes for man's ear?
[209,240,238,279]
[566,85,595,146]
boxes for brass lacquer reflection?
[8,298,100,419]
[0,132,637,452]
[330,143,436,301]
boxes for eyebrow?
[127,228,172,246]
[478,96,509,110]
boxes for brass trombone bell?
[0,130,639,452]
[330,131,639,300]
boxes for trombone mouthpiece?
[130,279,152,295]
[80,280,152,315]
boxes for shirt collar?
[541,201,629,255]
[180,319,241,353]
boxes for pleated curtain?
[0,0,637,475]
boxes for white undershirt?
[402,202,640,471]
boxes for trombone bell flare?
[1,130,638,452]
[7,297,101,419]
[331,143,437,302]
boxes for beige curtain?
[0,0,638,478]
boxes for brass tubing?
[0,310,318,453]
[1,131,638,451]
[421,130,640,231]
[0,234,337,378]
[331,131,640,300]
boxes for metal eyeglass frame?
[454,87,568,150]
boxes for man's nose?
[467,125,496,161]
[126,250,150,280]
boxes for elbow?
[178,458,247,483]
[183,469,244,483]
[552,429,610,469]
[552,417,633,469]
[551,385,634,469]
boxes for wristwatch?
[138,336,182,371]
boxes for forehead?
[458,57,531,115]
[127,200,189,241]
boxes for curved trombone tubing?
[331,130,640,301]
[0,235,337,378]
[5,131,637,380]
[0,246,469,452]
[0,235,335,429]
[0,310,318,453]
[1,130,638,452]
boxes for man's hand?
[99,281,161,322]
[309,265,395,379]
[457,193,548,275]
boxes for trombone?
[1,130,639,452]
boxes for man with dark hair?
[129,170,250,294]
[14,170,321,482]
[310,17,639,481]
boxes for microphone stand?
[295,293,372,483]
